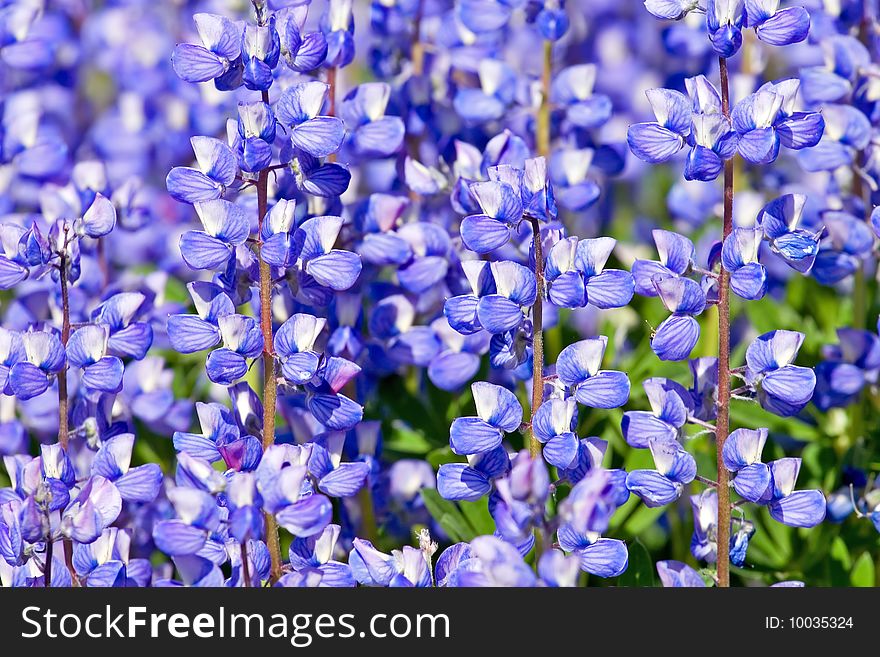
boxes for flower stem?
[58,251,70,450]
[716,56,734,588]
[241,541,252,587]
[528,217,544,459]
[412,0,425,76]
[44,536,52,587]
[536,40,552,159]
[257,90,282,584]
[57,246,79,586]
[526,36,552,458]
[358,484,379,544]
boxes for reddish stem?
[716,56,734,588]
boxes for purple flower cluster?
[0,0,876,590]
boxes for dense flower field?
[0,0,878,588]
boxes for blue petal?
[9,362,49,400]
[115,464,162,503]
[0,258,28,289]
[652,315,700,362]
[319,462,370,497]
[260,233,294,268]
[469,181,522,223]
[653,229,695,274]
[645,88,692,135]
[684,145,723,182]
[167,316,220,354]
[557,338,607,386]
[460,214,511,254]
[173,432,221,462]
[80,195,116,238]
[654,276,706,315]
[622,411,678,449]
[205,348,248,385]
[548,271,586,308]
[730,262,767,300]
[291,117,345,158]
[776,112,824,150]
[627,123,684,163]
[632,260,673,296]
[359,233,412,266]
[172,44,224,83]
[179,231,232,270]
[450,417,503,455]
[768,490,826,528]
[428,351,480,391]
[288,32,327,72]
[472,381,522,431]
[280,352,320,385]
[308,393,363,431]
[166,168,223,203]
[444,295,481,334]
[437,464,491,501]
[721,427,767,470]
[108,323,153,360]
[82,357,124,393]
[585,270,634,309]
[543,433,579,469]
[153,520,207,556]
[644,0,694,19]
[578,538,628,578]
[762,365,816,406]
[398,256,449,294]
[301,163,351,197]
[737,128,780,164]
[276,495,333,537]
[732,463,772,503]
[306,250,362,291]
[574,371,630,408]
[453,89,506,123]
[353,117,405,156]
[625,470,683,507]
[755,7,810,46]
[477,295,523,334]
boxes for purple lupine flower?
[745,330,816,415]
[449,382,522,456]
[626,438,697,506]
[276,81,345,159]
[9,329,65,400]
[556,338,630,408]
[732,79,824,164]
[166,137,238,204]
[650,275,706,362]
[544,237,634,310]
[179,200,249,271]
[171,14,243,87]
[66,324,123,395]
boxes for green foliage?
[420,489,494,543]
[619,540,657,587]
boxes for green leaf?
[621,504,665,537]
[618,539,656,587]
[459,497,495,537]
[850,551,875,587]
[420,488,475,543]
[426,446,457,470]
[828,536,852,586]
[384,423,433,455]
